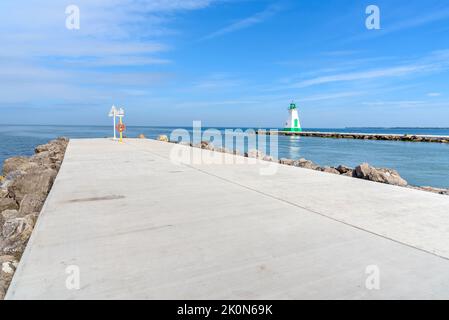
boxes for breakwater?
[158,135,449,196]
[0,137,68,299]
[256,130,449,144]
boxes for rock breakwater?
[159,136,449,195]
[256,131,449,144]
[0,137,68,299]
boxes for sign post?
[108,105,117,140]
[116,108,125,143]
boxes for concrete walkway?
[6,138,449,299]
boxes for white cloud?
[288,50,449,89]
[192,73,244,90]
[0,0,217,106]
[291,65,426,88]
[427,92,442,97]
[298,91,366,102]
[202,4,281,40]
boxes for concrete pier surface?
[6,138,449,299]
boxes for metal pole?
[119,116,123,143]
[113,112,117,140]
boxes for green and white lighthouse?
[284,102,302,132]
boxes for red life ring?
[116,123,126,133]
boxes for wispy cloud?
[191,73,245,90]
[202,4,281,40]
[287,50,449,89]
[0,0,217,106]
[290,65,425,88]
[298,91,366,102]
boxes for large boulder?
[31,138,68,171]
[0,210,19,221]
[293,158,320,170]
[3,138,68,178]
[18,194,45,217]
[0,198,18,212]
[0,210,19,235]
[280,158,295,166]
[336,165,354,176]
[320,167,340,175]
[2,214,37,242]
[2,157,37,176]
[7,168,57,203]
[354,163,408,187]
[29,151,58,170]
[0,255,19,300]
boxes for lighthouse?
[284,102,302,132]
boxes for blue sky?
[1,0,449,127]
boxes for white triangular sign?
[109,105,117,117]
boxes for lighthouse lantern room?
[284,102,302,132]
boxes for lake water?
[1,125,448,188]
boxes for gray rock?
[0,210,19,235]
[5,170,24,182]
[0,189,7,199]
[2,214,37,243]
[0,255,18,275]
[2,157,37,176]
[18,194,45,217]
[8,168,57,203]
[336,165,353,175]
[342,170,355,177]
[0,210,19,221]
[354,163,408,187]
[320,167,340,175]
[280,158,295,166]
[245,149,265,159]
[34,137,68,154]
[293,158,320,170]
[30,148,64,170]
[0,198,18,212]
[0,255,19,300]
[1,240,27,259]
